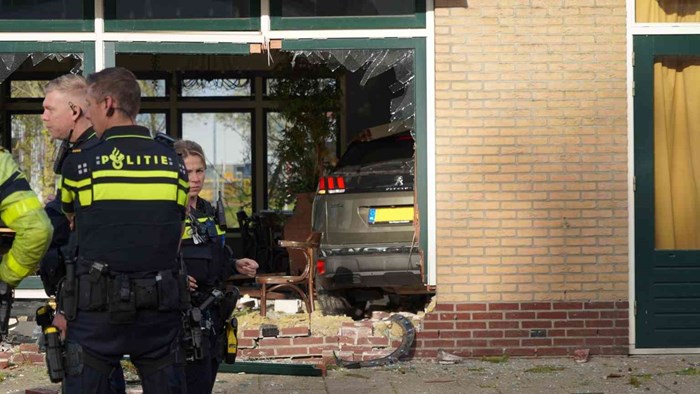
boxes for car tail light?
[316,259,326,275]
[317,176,346,195]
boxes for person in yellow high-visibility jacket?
[0,148,53,287]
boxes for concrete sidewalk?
[211,355,700,394]
[20,354,700,393]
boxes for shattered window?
[109,0,251,19]
[181,78,251,97]
[1,53,83,201]
[0,0,83,19]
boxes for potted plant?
[268,58,342,273]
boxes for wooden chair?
[255,231,321,317]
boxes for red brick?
[615,301,629,309]
[422,339,456,348]
[547,329,566,337]
[598,328,627,337]
[455,313,471,320]
[567,329,599,337]
[239,349,273,358]
[554,338,585,346]
[241,329,260,339]
[554,320,584,328]
[438,330,472,339]
[309,345,340,355]
[424,313,440,321]
[489,303,519,311]
[456,321,487,330]
[473,330,504,338]
[321,350,337,366]
[490,339,519,347]
[292,337,324,346]
[456,304,487,311]
[601,310,627,319]
[472,312,503,320]
[416,331,439,339]
[615,320,629,328]
[324,336,339,344]
[489,321,519,329]
[423,321,455,330]
[505,312,536,319]
[19,344,39,353]
[341,321,373,329]
[456,339,488,347]
[435,303,456,312]
[568,311,599,319]
[335,350,354,362]
[504,329,529,338]
[357,336,390,346]
[439,313,457,320]
[338,335,356,345]
[279,327,310,337]
[361,349,392,361]
[553,302,583,310]
[522,321,551,329]
[506,348,536,357]
[521,303,552,310]
[585,338,614,346]
[584,302,615,309]
[275,347,310,357]
[522,338,552,347]
[339,326,373,338]
[536,311,567,319]
[585,320,613,328]
[237,338,256,348]
[258,338,292,347]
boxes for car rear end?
[312,131,423,297]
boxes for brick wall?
[416,301,628,357]
[433,1,628,303]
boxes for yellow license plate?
[368,206,414,224]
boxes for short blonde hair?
[174,139,207,169]
[44,74,86,96]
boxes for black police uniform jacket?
[40,128,99,296]
[60,125,188,272]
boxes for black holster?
[60,259,78,321]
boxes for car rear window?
[337,131,414,169]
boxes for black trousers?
[64,309,186,394]
[185,307,223,394]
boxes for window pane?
[181,78,251,97]
[113,0,250,19]
[11,114,58,201]
[636,0,700,23]
[266,111,338,210]
[654,56,700,250]
[182,112,252,226]
[135,113,166,135]
[0,0,83,19]
[138,79,166,97]
[10,80,46,98]
[281,0,414,17]
[266,78,337,97]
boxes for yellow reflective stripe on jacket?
[181,217,225,240]
[94,183,178,201]
[78,190,93,206]
[0,196,42,226]
[4,251,33,278]
[93,169,178,179]
[62,178,92,189]
[177,190,187,206]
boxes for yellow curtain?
[637,0,700,22]
[654,58,700,249]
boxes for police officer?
[39,74,99,297]
[0,149,53,288]
[174,140,257,393]
[40,74,127,393]
[59,67,189,393]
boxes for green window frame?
[0,2,94,32]
[270,0,426,30]
[103,0,260,31]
